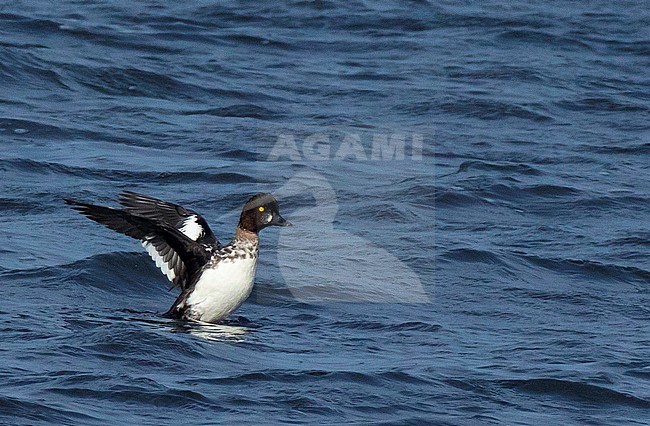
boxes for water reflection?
[169,318,256,343]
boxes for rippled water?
[1,1,649,424]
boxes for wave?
[0,158,258,184]
[447,66,545,83]
[434,190,484,207]
[556,97,647,113]
[455,160,544,176]
[515,253,650,284]
[329,319,441,333]
[0,117,73,140]
[180,104,282,120]
[438,97,554,122]
[440,248,508,266]
[499,378,650,408]
[182,368,432,387]
[497,29,592,49]
[46,387,215,409]
[0,394,99,423]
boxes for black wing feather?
[118,191,219,248]
[65,199,210,289]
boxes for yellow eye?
[258,206,265,212]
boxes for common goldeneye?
[65,191,289,323]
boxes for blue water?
[1,1,649,424]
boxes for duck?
[65,191,289,323]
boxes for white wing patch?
[142,240,176,281]
[180,215,203,241]
[139,215,203,285]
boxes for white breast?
[185,257,257,323]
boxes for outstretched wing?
[116,191,220,288]
[118,191,219,248]
[65,199,211,291]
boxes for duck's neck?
[232,226,259,249]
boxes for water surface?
[0,1,649,424]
